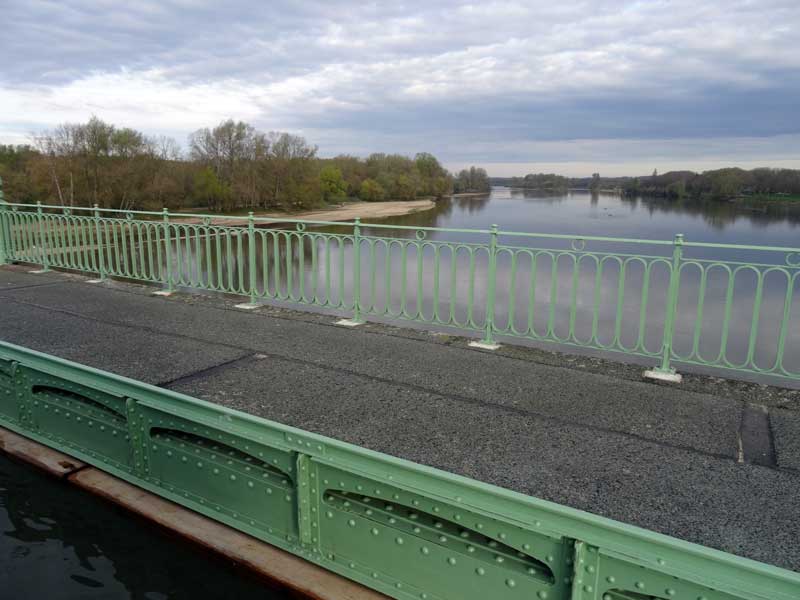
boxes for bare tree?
[30,132,65,205]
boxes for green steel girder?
[0,358,19,424]
[0,340,798,600]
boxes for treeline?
[622,168,800,200]
[491,173,570,192]
[0,117,463,211]
[492,167,800,201]
[452,166,491,193]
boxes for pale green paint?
[0,340,798,600]
[1,202,799,382]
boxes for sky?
[1,0,799,177]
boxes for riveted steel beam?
[0,341,797,600]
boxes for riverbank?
[174,199,436,226]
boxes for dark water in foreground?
[0,454,288,599]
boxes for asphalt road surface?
[1,265,798,571]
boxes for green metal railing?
[0,340,798,600]
[0,200,798,383]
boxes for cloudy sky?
[2,0,799,176]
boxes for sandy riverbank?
[174,199,435,226]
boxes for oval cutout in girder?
[32,385,126,422]
[150,428,292,485]
[324,490,554,584]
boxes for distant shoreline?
[449,191,490,198]
[504,186,620,193]
[499,186,800,205]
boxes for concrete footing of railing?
[234,303,260,310]
[335,318,363,327]
[468,340,501,351]
[0,426,387,600]
[643,368,683,383]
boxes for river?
[363,188,800,247]
[0,453,289,599]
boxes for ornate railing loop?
[0,202,798,383]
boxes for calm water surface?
[361,187,800,246]
[0,454,289,599]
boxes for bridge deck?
[1,265,799,572]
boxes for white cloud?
[1,0,799,170]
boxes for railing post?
[471,224,500,350]
[94,204,106,280]
[35,201,50,272]
[334,218,364,326]
[248,212,257,305]
[0,177,7,266]
[162,208,174,293]
[352,218,363,323]
[646,233,684,382]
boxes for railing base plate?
[469,340,501,351]
[643,369,683,383]
[335,318,363,327]
[234,303,260,310]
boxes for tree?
[193,167,231,211]
[708,168,745,200]
[5,117,453,211]
[453,166,490,193]
[265,132,317,209]
[590,173,601,192]
[666,180,686,199]
[30,132,65,205]
[414,152,451,197]
[359,178,385,202]
[319,166,346,203]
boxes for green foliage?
[320,152,452,202]
[666,179,686,199]
[0,118,452,211]
[193,167,231,211]
[453,166,490,193]
[319,166,347,202]
[359,178,385,202]
[504,173,568,193]
[621,167,800,201]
